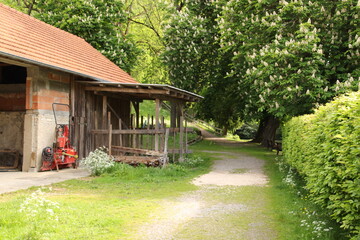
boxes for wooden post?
[163,128,169,167]
[170,101,177,128]
[151,115,154,150]
[185,119,188,155]
[135,102,140,129]
[173,130,176,162]
[102,96,107,146]
[119,118,123,147]
[132,114,136,149]
[147,114,150,149]
[160,116,165,152]
[155,99,160,152]
[94,110,98,149]
[179,116,184,162]
[140,116,144,148]
[108,112,112,156]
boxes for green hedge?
[283,91,360,237]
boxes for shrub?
[283,91,360,238]
[234,122,257,139]
[80,147,115,176]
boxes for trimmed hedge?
[283,91,360,237]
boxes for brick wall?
[0,91,26,111]
[28,68,70,111]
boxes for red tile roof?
[0,3,137,84]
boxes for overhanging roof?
[0,3,137,84]
[82,81,203,102]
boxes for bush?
[80,147,115,176]
[283,91,360,238]
[234,123,257,139]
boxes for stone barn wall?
[23,67,71,171]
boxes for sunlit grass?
[0,137,347,239]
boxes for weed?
[18,188,60,239]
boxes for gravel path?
[138,130,276,240]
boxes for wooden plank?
[93,110,97,150]
[179,115,184,162]
[155,99,160,151]
[162,128,169,167]
[168,149,193,154]
[79,84,86,159]
[160,116,165,152]
[172,130,176,162]
[111,146,163,156]
[91,129,165,134]
[140,116,144,148]
[114,156,159,162]
[85,86,167,95]
[102,96,107,147]
[170,101,177,128]
[132,113,136,148]
[147,114,150,149]
[169,128,193,133]
[119,118,123,147]
[185,120,188,154]
[85,92,93,157]
[113,156,160,166]
[108,112,112,156]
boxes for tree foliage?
[162,0,241,132]
[220,0,359,120]
[162,0,360,137]
[25,0,140,73]
[125,0,170,83]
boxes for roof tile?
[0,3,137,84]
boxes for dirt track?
[138,130,276,240]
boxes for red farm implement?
[40,103,78,171]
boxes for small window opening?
[0,63,27,84]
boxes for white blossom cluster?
[19,188,60,221]
[80,147,115,175]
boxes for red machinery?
[40,103,78,171]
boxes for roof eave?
[0,51,111,83]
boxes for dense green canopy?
[162,0,359,138]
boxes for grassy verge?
[0,138,347,239]
[191,140,347,239]
[0,154,213,240]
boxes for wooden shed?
[0,3,201,171]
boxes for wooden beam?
[94,91,143,102]
[111,146,162,156]
[91,129,165,135]
[85,86,167,95]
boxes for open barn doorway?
[0,62,27,171]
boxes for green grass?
[0,154,213,240]
[190,140,347,240]
[0,137,347,239]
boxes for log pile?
[114,155,164,167]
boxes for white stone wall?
[23,111,69,171]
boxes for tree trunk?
[260,116,280,147]
[252,116,268,143]
[222,126,228,136]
